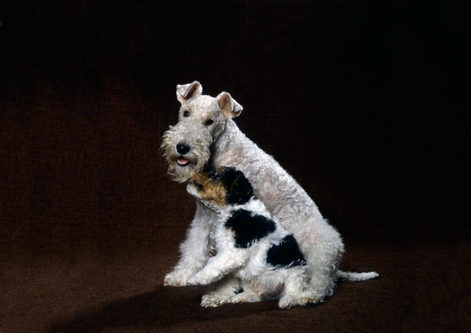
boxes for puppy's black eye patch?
[205,119,214,126]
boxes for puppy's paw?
[163,270,193,287]
[187,272,213,286]
[278,294,297,309]
[278,293,317,309]
[231,291,261,304]
[201,293,231,308]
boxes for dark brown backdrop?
[1,1,470,332]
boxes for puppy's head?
[187,166,253,208]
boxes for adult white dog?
[161,81,378,306]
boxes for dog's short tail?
[336,270,379,282]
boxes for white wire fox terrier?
[186,166,310,308]
[161,81,378,307]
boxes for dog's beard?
[161,129,212,183]
[166,159,202,183]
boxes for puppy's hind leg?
[231,283,262,304]
[278,268,312,309]
[201,275,241,308]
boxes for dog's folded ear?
[217,92,243,118]
[176,81,203,104]
[228,172,253,205]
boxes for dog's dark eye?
[205,119,214,126]
[214,174,221,180]
[183,111,190,117]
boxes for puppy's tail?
[336,270,379,282]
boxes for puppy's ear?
[228,172,253,205]
[176,81,203,104]
[216,92,243,118]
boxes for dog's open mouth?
[176,157,190,167]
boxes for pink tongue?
[177,157,189,166]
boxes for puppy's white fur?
[186,167,311,308]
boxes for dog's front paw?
[163,270,194,287]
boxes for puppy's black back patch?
[225,209,276,248]
[266,235,306,268]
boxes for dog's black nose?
[176,143,191,155]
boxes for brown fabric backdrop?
[1,1,470,332]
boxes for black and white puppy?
[186,166,311,309]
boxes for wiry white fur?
[186,180,311,309]
[161,81,378,305]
